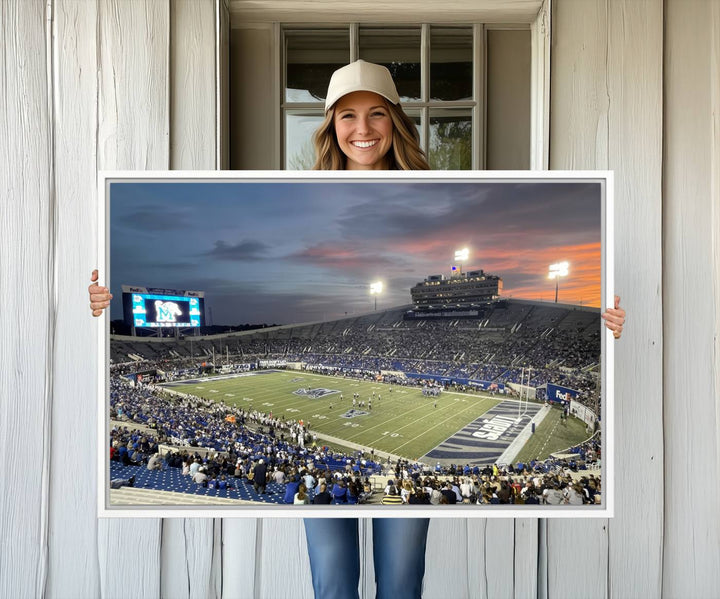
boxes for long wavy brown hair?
[312,99,430,171]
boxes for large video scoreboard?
[121,285,205,329]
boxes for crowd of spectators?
[109,375,390,487]
[370,472,602,506]
[361,452,603,506]
[290,451,606,506]
[110,418,602,506]
[111,300,602,409]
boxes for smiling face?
[333,90,394,170]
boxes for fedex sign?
[546,383,579,405]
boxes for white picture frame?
[98,170,614,518]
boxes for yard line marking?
[537,412,562,459]
[369,400,493,452]
[348,396,497,445]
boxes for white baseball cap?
[324,60,400,112]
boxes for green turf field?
[513,407,590,463]
[163,370,502,461]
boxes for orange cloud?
[499,242,601,307]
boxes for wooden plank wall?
[663,1,720,597]
[96,0,168,597]
[0,2,53,598]
[48,1,101,597]
[549,2,664,599]
[2,0,718,597]
[163,3,223,598]
[549,5,612,594]
[604,2,665,596]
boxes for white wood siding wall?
[549,2,664,598]
[663,1,720,597]
[49,3,101,597]
[0,2,53,598]
[1,1,718,598]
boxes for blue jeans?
[303,518,430,599]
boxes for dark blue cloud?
[204,239,270,261]
[112,208,193,232]
[335,182,600,244]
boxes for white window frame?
[231,1,551,171]
[282,23,504,171]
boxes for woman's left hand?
[601,295,625,339]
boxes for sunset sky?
[109,179,603,325]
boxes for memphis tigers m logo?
[341,409,369,419]
[155,300,183,323]
[293,388,338,399]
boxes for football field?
[162,370,506,461]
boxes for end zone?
[422,400,544,466]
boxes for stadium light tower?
[454,247,469,276]
[370,281,383,310]
[548,261,569,303]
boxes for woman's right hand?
[89,269,112,317]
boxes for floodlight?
[454,248,469,276]
[454,248,469,262]
[548,261,569,279]
[370,281,383,310]
[548,261,570,302]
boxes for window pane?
[430,27,473,101]
[285,112,324,170]
[486,30,530,169]
[429,109,472,170]
[402,109,423,148]
[286,30,349,103]
[359,28,421,102]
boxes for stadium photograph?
[103,174,608,513]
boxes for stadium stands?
[111,299,601,407]
[108,298,604,505]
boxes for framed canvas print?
[97,170,614,518]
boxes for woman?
[295,60,434,599]
[401,480,414,504]
[89,60,626,599]
[311,60,428,172]
[294,482,310,505]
